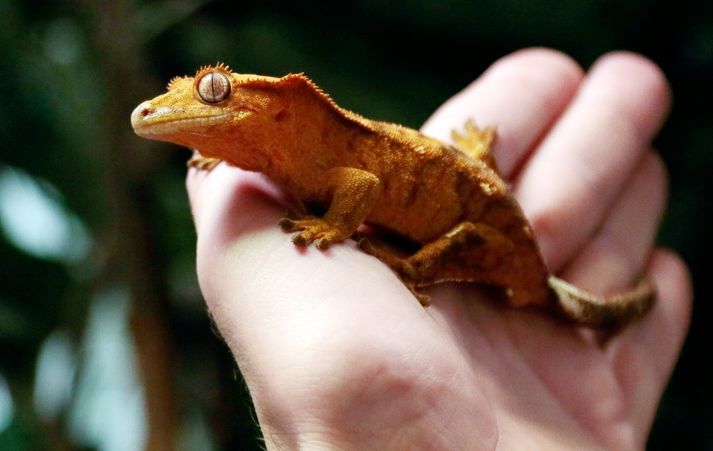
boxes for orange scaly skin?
[131,64,654,326]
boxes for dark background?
[0,0,710,449]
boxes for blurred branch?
[78,0,177,449]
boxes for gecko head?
[131,63,290,163]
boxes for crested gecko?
[131,63,654,326]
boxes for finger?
[608,249,692,436]
[421,47,583,178]
[560,152,667,293]
[515,52,672,271]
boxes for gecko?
[131,63,654,327]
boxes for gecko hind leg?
[359,222,548,307]
[451,120,498,171]
[356,236,431,305]
[187,150,223,171]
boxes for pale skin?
[186,49,691,450]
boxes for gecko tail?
[549,275,655,327]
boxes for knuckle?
[500,47,584,82]
[489,47,584,93]
[597,52,671,98]
[588,52,672,132]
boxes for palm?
[188,49,691,450]
[429,288,644,449]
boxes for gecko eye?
[197,71,231,104]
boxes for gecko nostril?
[131,102,156,131]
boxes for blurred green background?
[0,0,710,449]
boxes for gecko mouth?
[133,113,230,137]
[131,102,230,137]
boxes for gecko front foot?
[278,217,351,249]
[187,151,222,171]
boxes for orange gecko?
[131,63,654,326]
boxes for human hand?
[187,48,691,450]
